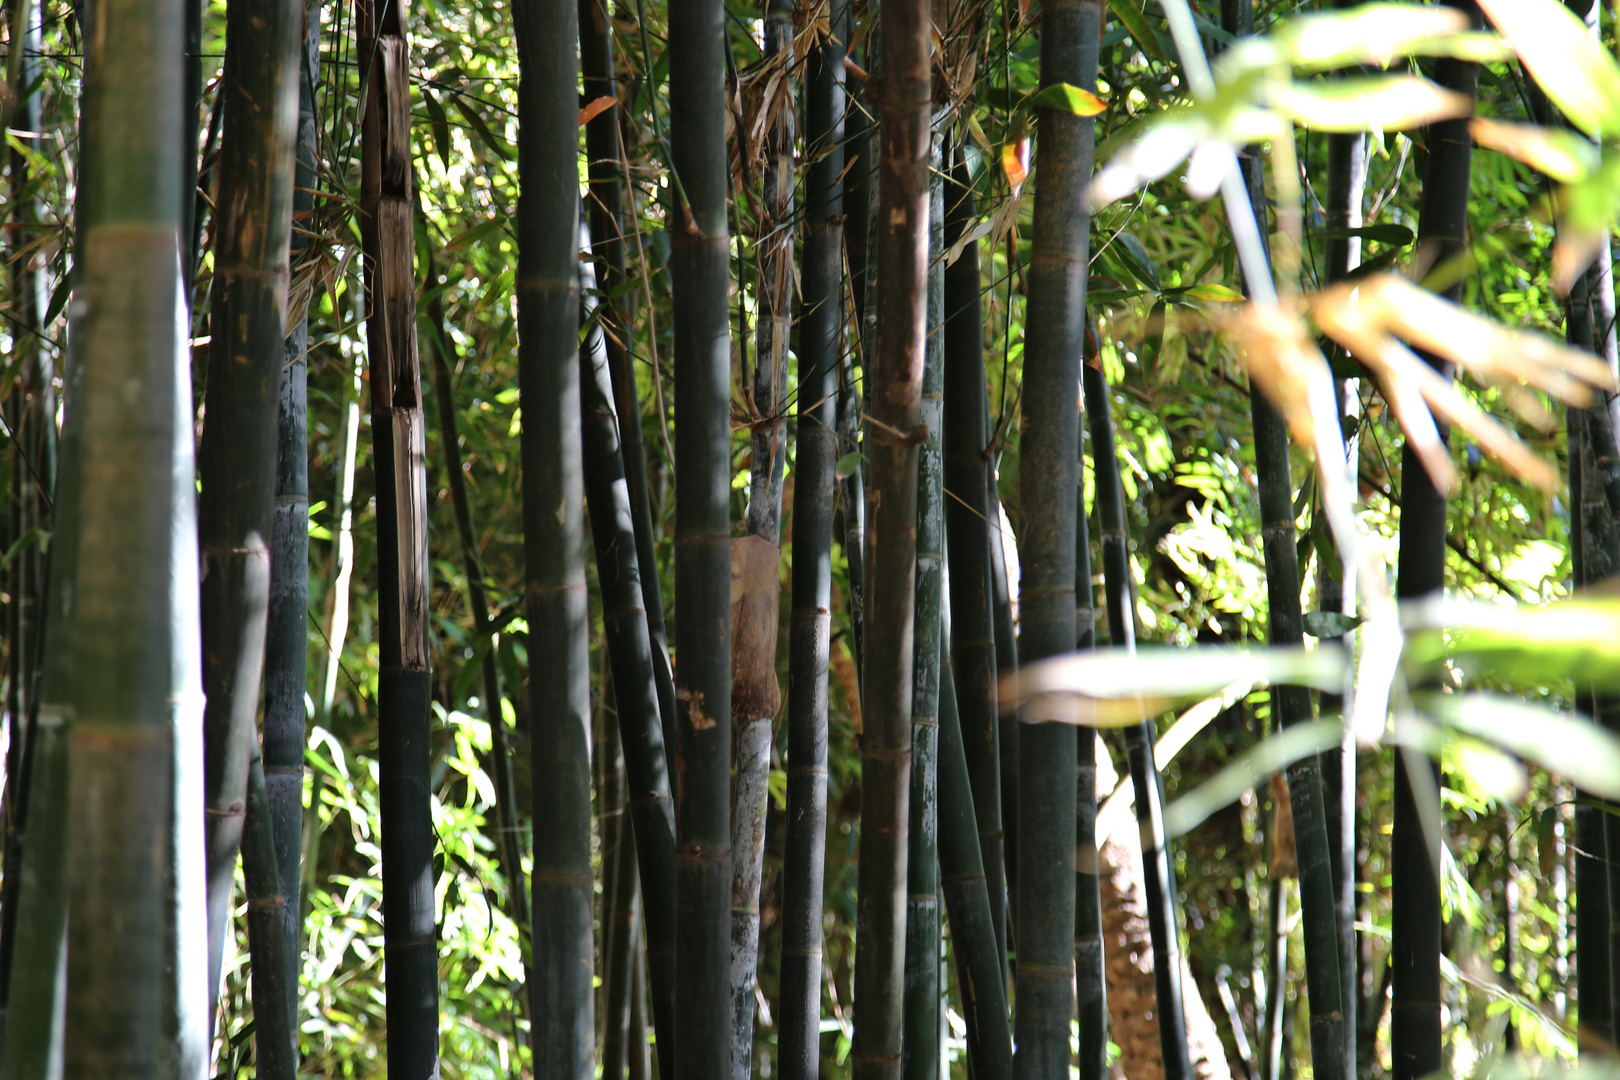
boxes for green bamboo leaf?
[1183,282,1243,302]
[1470,118,1598,184]
[421,87,452,171]
[1302,610,1359,639]
[1274,75,1471,133]
[1404,595,1620,689]
[43,273,71,326]
[448,96,515,160]
[1106,0,1165,62]
[443,217,505,253]
[1477,0,1620,139]
[834,451,864,480]
[1277,4,1506,73]
[1027,82,1107,117]
[1418,692,1620,801]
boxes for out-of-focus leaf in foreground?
[1404,596,1620,690]
[1412,692,1620,802]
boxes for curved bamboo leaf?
[1273,76,1471,133]
[1470,119,1598,185]
[1162,719,1343,838]
[1477,0,1620,139]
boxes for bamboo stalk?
[1075,360,1104,1080]
[64,0,210,1064]
[512,0,593,1066]
[1391,5,1475,1077]
[937,606,1014,1080]
[1215,2,1347,1074]
[901,135,946,1080]
[667,0,737,1063]
[580,0,678,758]
[241,746,297,1079]
[840,43,870,678]
[1084,361,1191,1080]
[198,0,302,1013]
[579,209,679,1080]
[358,0,439,1070]
[262,6,321,1033]
[989,473,1019,918]
[730,2,796,1065]
[850,0,933,1066]
[600,681,642,1080]
[422,239,531,995]
[778,1,847,1072]
[942,145,1009,982]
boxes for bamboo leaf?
[834,451,864,480]
[1403,595,1620,690]
[1417,692,1620,802]
[1183,282,1243,302]
[1273,75,1471,132]
[421,88,452,171]
[1106,0,1166,62]
[443,216,505,253]
[578,94,616,127]
[1477,0,1620,139]
[1277,4,1505,73]
[1470,119,1598,184]
[1027,82,1107,117]
[1302,610,1360,639]
[1001,136,1029,190]
[1318,222,1414,246]
[1162,719,1343,838]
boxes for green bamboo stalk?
[358,0,439,1071]
[1215,2,1346,1074]
[731,4,796,1065]
[512,0,593,1067]
[1261,867,1291,1080]
[198,0,302,1011]
[241,746,297,1079]
[601,708,643,1080]
[0,198,79,1080]
[579,209,679,1080]
[937,607,1014,1080]
[1084,360,1190,1080]
[778,2,846,1072]
[667,0,737,1063]
[902,136,946,1080]
[1016,0,1099,1053]
[850,0,932,1069]
[942,146,1009,981]
[1075,370,1104,1080]
[0,7,51,1028]
[263,4,321,1032]
[64,0,210,1065]
[580,0,678,759]
[1392,5,1476,1077]
[989,473,1019,914]
[1317,12,1366,1048]
[840,54,870,676]
[422,238,531,997]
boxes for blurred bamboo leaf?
[1027,82,1107,117]
[1477,0,1620,140]
[1273,76,1471,132]
[1470,119,1598,185]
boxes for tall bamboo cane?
[242,746,297,1079]
[731,3,796,1065]
[579,0,677,757]
[64,0,210,1065]
[902,137,946,1080]
[851,0,933,1065]
[198,0,302,1011]
[263,5,321,1032]
[937,604,1014,1080]
[1075,366,1105,1080]
[513,0,593,1066]
[1214,2,1347,1075]
[579,207,679,1080]
[779,2,847,1073]
[668,0,737,1064]
[422,238,530,995]
[358,0,439,1070]
[841,47,871,676]
[1392,5,1476,1077]
[942,146,1009,979]
[1084,360,1191,1080]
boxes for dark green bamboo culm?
[1215,1,1347,1075]
[358,0,439,1071]
[778,0,846,1072]
[1392,3,1476,1076]
[600,681,644,1080]
[1016,0,1107,1062]
[0,4,51,1035]
[851,0,932,1065]
[902,135,946,1080]
[422,236,530,1002]
[942,145,1009,981]
[198,0,301,1014]
[578,205,679,1080]
[63,0,211,1064]
[840,44,870,676]
[731,3,796,1067]
[513,0,594,1067]
[263,3,321,1032]
[242,746,298,1078]
[668,0,737,1063]
[989,468,1019,930]
[1075,344,1105,1080]
[1084,359,1191,1080]
[937,606,1014,1080]
[0,16,76,1067]
[1317,0,1366,1043]
[579,0,677,757]
[1568,402,1614,1049]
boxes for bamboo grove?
[13,0,1620,1076]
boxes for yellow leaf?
[1001,137,1029,191]
[1275,75,1471,132]
[1470,119,1597,184]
